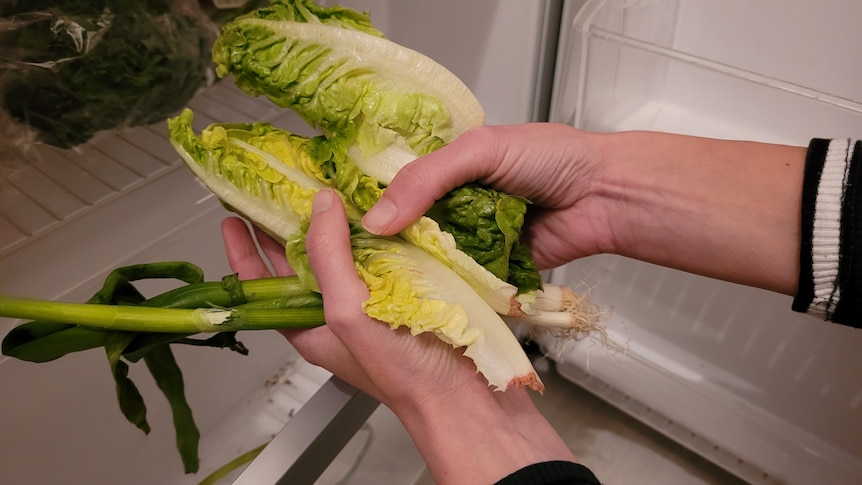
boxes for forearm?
[391,385,576,485]
[595,131,806,295]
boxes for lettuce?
[209,0,546,299]
[212,120,542,293]
[426,184,543,293]
[167,0,601,392]
[211,0,485,183]
[167,109,543,391]
[0,0,214,149]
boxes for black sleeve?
[494,461,601,485]
[793,138,862,327]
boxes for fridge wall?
[545,0,862,484]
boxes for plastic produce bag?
[0,0,218,170]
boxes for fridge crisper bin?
[545,1,862,484]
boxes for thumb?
[306,191,393,345]
[306,189,375,318]
[360,160,447,236]
[306,190,363,298]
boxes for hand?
[221,189,578,484]
[362,125,807,294]
[362,123,612,270]
[221,190,484,408]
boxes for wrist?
[391,384,575,485]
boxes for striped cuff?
[793,138,861,327]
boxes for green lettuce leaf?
[425,184,541,293]
[168,111,542,391]
[202,120,543,294]
[218,121,385,212]
[212,0,485,183]
[233,0,385,36]
[168,109,327,238]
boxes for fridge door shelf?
[551,0,862,145]
[545,1,862,484]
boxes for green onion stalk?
[0,261,325,475]
[0,296,324,333]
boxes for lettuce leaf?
[425,184,541,293]
[206,120,542,296]
[168,109,542,391]
[212,0,485,183]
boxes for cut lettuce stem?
[504,312,590,329]
[530,285,586,312]
[508,284,604,335]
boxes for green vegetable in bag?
[0,0,216,150]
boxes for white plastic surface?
[546,1,862,483]
[0,80,328,485]
[0,2,558,482]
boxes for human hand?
[221,189,579,484]
[361,125,807,294]
[361,123,614,270]
[221,190,487,409]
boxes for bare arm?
[595,131,805,295]
[362,125,806,296]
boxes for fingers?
[223,206,387,399]
[362,126,500,235]
[221,217,273,280]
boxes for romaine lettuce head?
[167,109,542,391]
[209,120,542,302]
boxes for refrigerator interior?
[0,79,337,485]
[544,1,862,484]
[2,0,860,484]
[0,1,562,484]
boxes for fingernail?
[312,189,334,215]
[362,196,397,234]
